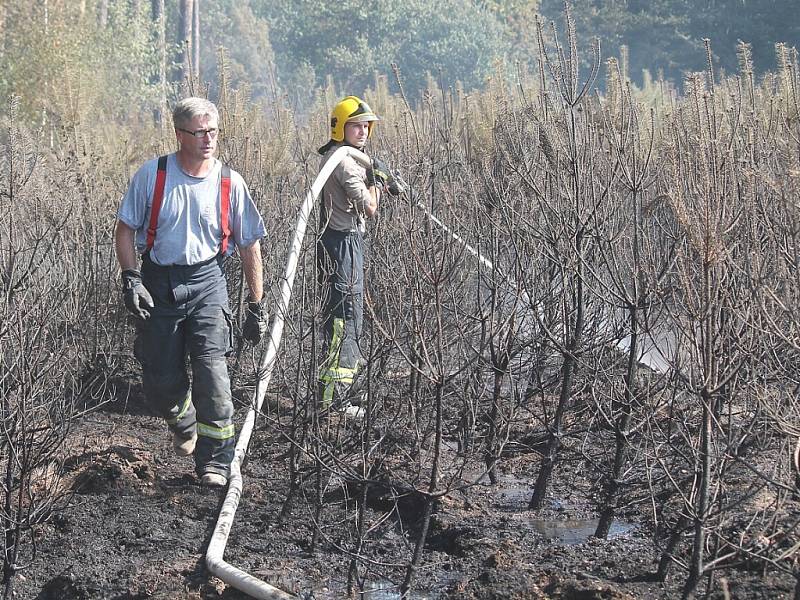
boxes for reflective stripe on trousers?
[318,228,364,406]
[166,391,193,426]
[198,422,236,440]
[135,253,235,477]
[319,317,359,405]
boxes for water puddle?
[361,581,433,599]
[361,584,401,599]
[531,518,636,544]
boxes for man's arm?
[114,219,154,319]
[115,220,138,271]
[239,240,264,302]
[364,185,379,218]
[340,158,379,219]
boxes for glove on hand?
[242,300,267,345]
[365,167,385,189]
[371,158,392,184]
[121,269,154,320]
[369,157,404,196]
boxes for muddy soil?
[9,370,797,600]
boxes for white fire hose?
[205,147,502,598]
[204,140,673,598]
[205,145,371,599]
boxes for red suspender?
[220,165,231,254]
[145,155,168,250]
[144,156,233,254]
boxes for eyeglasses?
[177,127,219,139]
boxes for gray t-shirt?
[118,154,265,266]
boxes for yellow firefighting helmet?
[329,96,380,142]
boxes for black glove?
[121,269,154,320]
[369,157,405,196]
[365,167,386,189]
[242,300,267,345]
[371,158,392,184]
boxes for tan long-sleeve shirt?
[319,145,373,232]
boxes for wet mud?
[10,382,798,600]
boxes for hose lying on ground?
[205,145,371,600]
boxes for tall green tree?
[540,0,799,86]
[0,1,161,127]
[256,0,512,102]
[481,0,541,64]
[689,0,800,77]
[198,1,276,101]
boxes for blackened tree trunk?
[682,391,713,599]
[401,379,444,597]
[529,225,586,510]
[2,434,18,600]
[485,363,504,484]
[524,6,600,511]
[594,305,638,537]
[793,436,800,494]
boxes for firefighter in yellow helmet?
[316,96,382,415]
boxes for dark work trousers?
[318,228,365,407]
[134,253,235,477]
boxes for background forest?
[1,1,800,600]
[2,0,800,127]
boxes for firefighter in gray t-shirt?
[114,97,266,488]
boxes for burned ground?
[9,363,797,600]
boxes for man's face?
[344,120,370,148]
[176,114,218,161]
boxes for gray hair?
[172,97,219,128]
